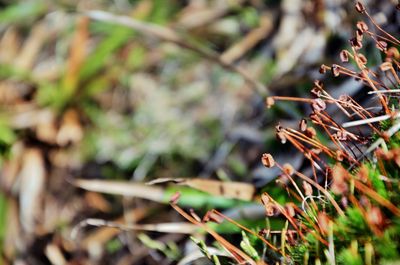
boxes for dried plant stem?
[85,11,267,96]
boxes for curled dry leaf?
[56,109,83,146]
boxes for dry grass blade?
[73,179,165,202]
[19,148,46,234]
[148,178,255,200]
[72,218,199,239]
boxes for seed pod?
[355,2,366,13]
[319,64,328,74]
[336,130,348,141]
[313,80,323,89]
[261,194,275,216]
[299,119,307,132]
[386,47,399,59]
[286,204,295,217]
[356,29,363,42]
[311,87,322,98]
[306,127,317,138]
[277,132,287,144]
[380,62,392,72]
[358,53,367,65]
[266,97,275,108]
[350,37,362,50]
[336,150,344,161]
[331,64,340,77]
[356,21,368,32]
[312,98,326,112]
[340,50,349,63]
[283,163,294,176]
[258,228,268,236]
[261,153,275,168]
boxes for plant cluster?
[173,2,400,264]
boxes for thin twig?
[85,11,267,96]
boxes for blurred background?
[0,0,398,264]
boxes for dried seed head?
[376,40,387,51]
[312,98,326,112]
[313,80,323,89]
[340,50,349,63]
[282,163,294,176]
[258,228,268,236]
[380,62,392,72]
[275,124,283,132]
[350,37,363,50]
[286,204,295,217]
[336,150,344,161]
[355,1,366,13]
[319,64,328,74]
[299,119,307,132]
[303,181,313,196]
[311,148,322,155]
[305,127,317,138]
[277,131,287,144]
[356,29,364,42]
[357,53,367,65]
[338,95,351,108]
[261,194,275,216]
[266,97,275,108]
[386,47,399,59]
[336,130,348,141]
[311,87,322,98]
[331,64,340,77]
[356,21,369,32]
[262,153,275,168]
